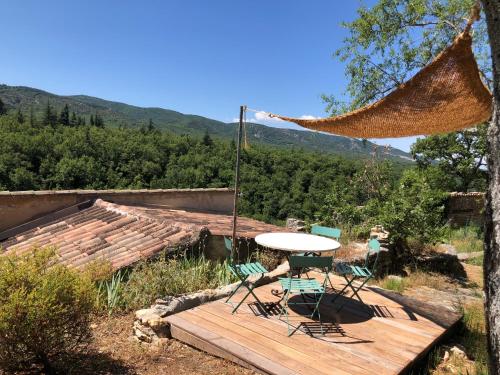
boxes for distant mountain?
[0,84,413,161]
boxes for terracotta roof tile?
[0,199,289,271]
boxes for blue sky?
[0,0,418,151]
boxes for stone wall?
[447,192,485,227]
[0,188,233,233]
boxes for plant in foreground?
[0,247,96,374]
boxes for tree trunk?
[481,1,500,373]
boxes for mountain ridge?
[0,84,412,161]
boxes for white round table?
[255,232,340,254]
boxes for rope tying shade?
[270,31,492,138]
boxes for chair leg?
[331,274,352,304]
[226,275,247,304]
[231,276,268,315]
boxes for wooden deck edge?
[167,315,297,375]
[368,286,462,328]
[400,316,462,374]
[368,286,463,374]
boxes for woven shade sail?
[271,32,492,138]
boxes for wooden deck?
[165,274,461,375]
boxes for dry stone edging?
[133,261,290,344]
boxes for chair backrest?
[365,239,382,271]
[224,236,233,262]
[289,255,333,272]
[311,225,341,241]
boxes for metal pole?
[231,105,245,258]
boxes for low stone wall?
[0,188,233,233]
[447,192,485,227]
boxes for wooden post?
[231,105,245,258]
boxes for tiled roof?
[1,199,200,271]
[0,199,288,271]
[96,200,289,238]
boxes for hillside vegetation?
[0,113,407,223]
[0,84,412,161]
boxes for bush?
[379,169,448,246]
[0,248,96,374]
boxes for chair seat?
[336,263,372,278]
[279,277,325,293]
[232,262,268,276]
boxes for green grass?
[380,277,407,293]
[465,254,484,266]
[456,302,489,375]
[447,225,484,254]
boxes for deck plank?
[166,274,461,375]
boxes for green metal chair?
[279,255,333,336]
[311,225,341,241]
[309,225,342,288]
[332,238,381,309]
[224,236,269,314]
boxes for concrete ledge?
[0,188,234,233]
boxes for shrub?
[0,247,96,374]
[379,169,448,246]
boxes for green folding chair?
[311,225,341,241]
[309,225,342,288]
[279,255,333,336]
[224,237,269,314]
[332,239,381,309]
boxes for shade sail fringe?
[269,24,492,138]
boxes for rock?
[286,218,305,232]
[370,225,389,244]
[450,345,467,359]
[457,251,483,261]
[387,275,402,282]
[133,321,156,343]
[436,244,458,256]
[135,309,161,324]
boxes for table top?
[255,232,341,253]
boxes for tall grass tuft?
[103,254,238,311]
[96,269,127,315]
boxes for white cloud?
[253,111,284,123]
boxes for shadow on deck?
[165,273,462,375]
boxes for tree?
[70,111,77,126]
[0,98,6,115]
[323,0,489,114]
[147,118,155,132]
[411,126,487,192]
[324,0,489,194]
[331,1,499,370]
[16,109,24,124]
[59,104,70,126]
[202,129,213,146]
[481,1,500,373]
[89,114,95,126]
[42,102,57,127]
[94,113,104,127]
[29,106,36,127]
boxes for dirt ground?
[67,314,254,375]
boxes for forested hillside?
[0,84,412,161]
[0,112,406,223]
